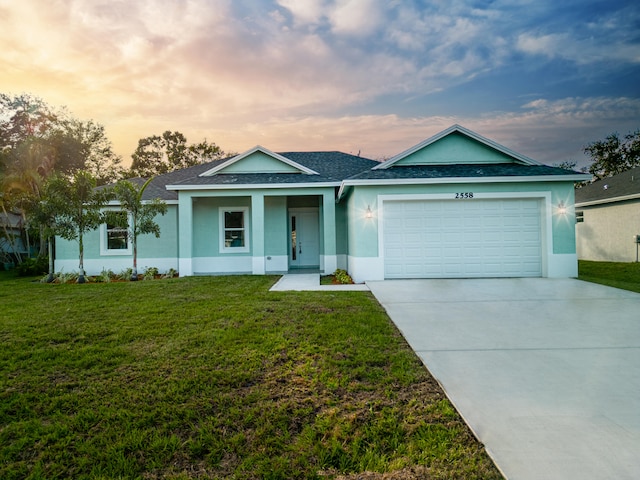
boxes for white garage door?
[383,199,542,278]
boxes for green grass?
[0,272,501,479]
[578,260,640,293]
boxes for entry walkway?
[270,273,369,291]
[367,278,640,480]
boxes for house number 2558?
[455,192,474,199]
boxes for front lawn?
[0,274,501,479]
[578,260,640,293]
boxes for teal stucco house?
[54,125,589,282]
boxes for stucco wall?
[54,205,179,275]
[576,200,640,262]
[345,182,577,257]
[344,181,579,281]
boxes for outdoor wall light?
[365,205,373,219]
[557,201,567,215]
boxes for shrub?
[95,269,115,283]
[163,268,178,279]
[16,256,49,277]
[333,269,354,284]
[118,268,133,281]
[143,266,159,281]
[56,271,79,284]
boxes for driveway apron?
[367,278,640,480]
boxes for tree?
[1,93,124,264]
[54,118,124,185]
[107,178,167,281]
[32,176,64,282]
[584,130,640,179]
[48,171,112,283]
[553,160,577,170]
[0,136,56,258]
[0,93,57,149]
[2,93,123,182]
[129,131,227,177]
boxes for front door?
[289,208,320,268]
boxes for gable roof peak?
[199,145,319,177]
[373,124,541,170]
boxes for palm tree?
[108,178,167,281]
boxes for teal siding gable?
[219,151,302,174]
[393,132,517,166]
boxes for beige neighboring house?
[575,166,640,262]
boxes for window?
[100,212,132,255]
[219,207,249,253]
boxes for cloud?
[469,96,640,166]
[1,0,638,169]
[224,96,640,168]
[276,0,326,26]
[516,3,640,65]
[328,0,385,35]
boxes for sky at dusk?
[1,0,639,169]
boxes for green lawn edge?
[578,260,640,293]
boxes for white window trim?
[100,212,133,256]
[219,207,250,253]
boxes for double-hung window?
[219,207,249,253]
[100,211,132,255]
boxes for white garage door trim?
[378,192,551,279]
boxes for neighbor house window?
[219,207,249,253]
[100,212,132,255]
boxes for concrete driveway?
[367,278,640,480]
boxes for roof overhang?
[337,174,591,200]
[576,192,640,208]
[103,199,179,206]
[166,182,341,191]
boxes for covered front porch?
[176,188,342,276]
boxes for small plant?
[40,272,59,283]
[143,266,159,281]
[57,271,79,284]
[95,269,114,283]
[118,268,133,281]
[163,268,178,279]
[333,269,354,284]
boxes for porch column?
[178,193,193,276]
[251,193,265,274]
[322,191,337,274]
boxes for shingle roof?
[346,163,583,180]
[119,151,585,202]
[137,161,229,201]
[115,152,379,200]
[165,151,380,189]
[575,166,640,205]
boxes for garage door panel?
[384,199,542,278]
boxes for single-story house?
[55,125,590,282]
[575,166,640,262]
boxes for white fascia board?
[374,124,542,170]
[199,145,319,176]
[337,174,589,201]
[576,193,640,208]
[104,199,177,206]
[166,182,341,191]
